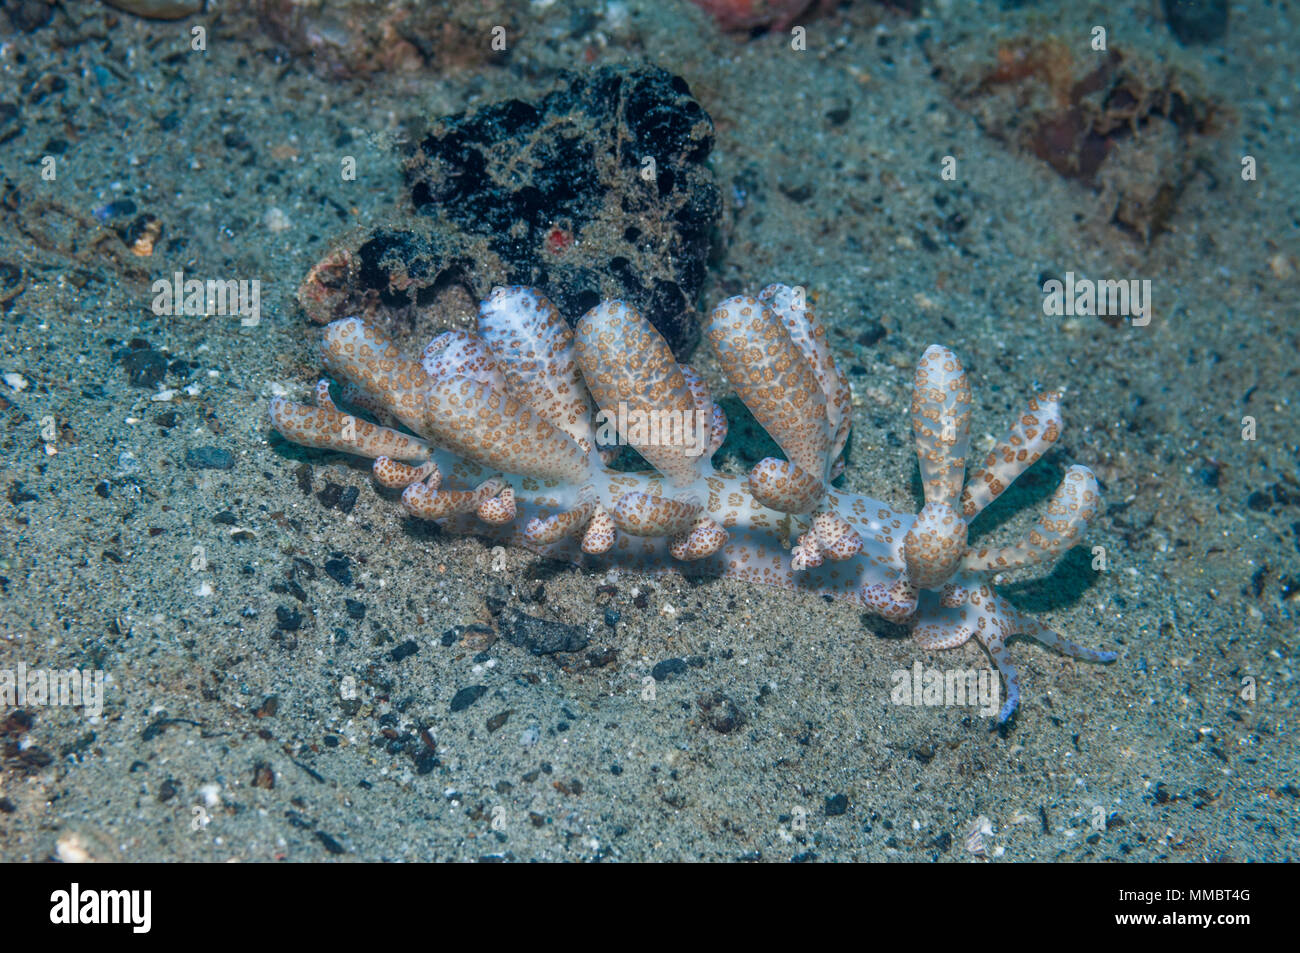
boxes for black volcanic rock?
[300,65,722,357]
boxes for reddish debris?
[298,247,356,324]
[689,0,836,33]
[545,226,573,256]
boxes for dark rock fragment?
[324,557,352,586]
[651,657,689,682]
[316,481,342,509]
[118,344,167,388]
[389,639,419,662]
[314,830,345,854]
[5,0,53,33]
[274,606,303,631]
[185,446,234,470]
[1163,0,1228,45]
[450,685,488,712]
[499,610,588,656]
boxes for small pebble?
[185,446,234,470]
[389,639,418,662]
[264,207,292,233]
[120,348,167,388]
[121,214,163,257]
[651,657,689,682]
[450,685,487,712]
[324,557,352,586]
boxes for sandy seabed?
[0,0,1294,862]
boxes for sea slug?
[269,284,1116,722]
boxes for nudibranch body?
[270,283,1115,722]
